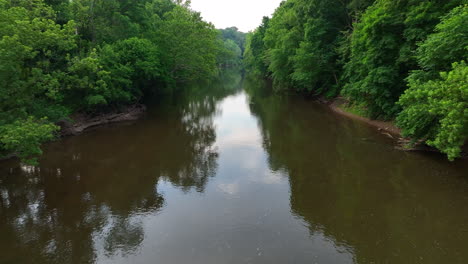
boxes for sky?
[190,0,283,32]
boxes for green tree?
[100,37,162,101]
[220,27,246,53]
[218,39,243,66]
[397,5,468,160]
[70,0,151,44]
[263,0,301,91]
[290,0,350,95]
[244,16,270,76]
[0,117,59,165]
[61,50,111,111]
[155,5,220,83]
[0,0,76,121]
[0,0,227,163]
[0,0,76,163]
[341,0,462,119]
[246,0,369,95]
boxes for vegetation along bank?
[0,0,245,164]
[244,0,467,161]
[1,0,466,163]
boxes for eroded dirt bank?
[325,97,467,158]
[58,104,146,136]
[327,98,401,136]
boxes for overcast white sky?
[190,0,283,32]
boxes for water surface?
[1,71,468,264]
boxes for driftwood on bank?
[58,104,146,136]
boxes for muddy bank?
[324,97,467,158]
[325,98,432,152]
[58,104,146,136]
[326,97,401,136]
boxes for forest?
[0,0,244,164]
[244,0,467,161]
[1,0,466,163]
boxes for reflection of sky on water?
[215,93,260,148]
[2,72,468,264]
[92,92,354,264]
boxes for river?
[1,70,468,264]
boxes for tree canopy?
[245,0,467,160]
[0,0,236,163]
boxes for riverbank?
[2,87,468,264]
[327,97,401,137]
[58,104,146,136]
[325,97,467,158]
[0,104,146,162]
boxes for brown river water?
[1,70,468,264]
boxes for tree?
[244,16,270,76]
[0,0,228,163]
[263,0,301,91]
[0,0,76,164]
[99,38,161,104]
[341,0,462,119]
[218,39,243,66]
[220,27,246,53]
[0,117,58,165]
[0,0,76,121]
[155,5,220,83]
[397,5,468,160]
[290,0,350,95]
[246,0,368,95]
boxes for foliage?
[397,6,468,160]
[341,0,406,119]
[341,0,462,119]
[245,0,467,160]
[262,0,301,91]
[99,38,162,104]
[243,17,270,76]
[155,5,221,83]
[219,39,243,66]
[0,0,229,163]
[69,0,150,43]
[220,27,246,53]
[0,117,59,165]
[245,0,370,95]
[416,4,468,75]
[289,0,351,95]
[218,27,246,67]
[54,50,108,111]
[398,62,467,161]
[0,0,76,121]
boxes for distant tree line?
[244,0,467,160]
[0,0,242,164]
[219,27,246,67]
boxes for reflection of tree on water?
[246,77,468,264]
[154,67,243,191]
[0,69,243,264]
[0,164,129,264]
[161,95,219,192]
[102,216,145,257]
